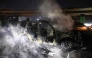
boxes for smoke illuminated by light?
[39,0,74,32]
[0,0,81,58]
[0,22,81,58]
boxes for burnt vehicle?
[0,16,87,58]
[18,18,83,51]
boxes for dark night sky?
[0,0,43,10]
[57,0,92,8]
[0,0,92,10]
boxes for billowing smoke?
[0,0,81,58]
[0,23,80,58]
[39,0,74,32]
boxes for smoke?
[0,0,81,58]
[39,0,74,32]
[0,22,81,58]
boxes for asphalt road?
[79,30,92,51]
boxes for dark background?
[0,0,92,10]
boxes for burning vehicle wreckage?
[0,17,84,58]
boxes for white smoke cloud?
[0,23,80,58]
[39,0,74,32]
[0,0,81,58]
[0,25,55,58]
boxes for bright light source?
[84,23,92,26]
[37,18,39,21]
[77,26,87,30]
